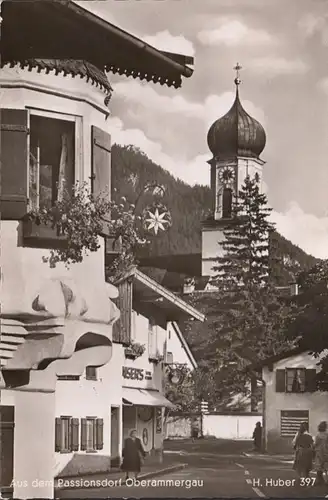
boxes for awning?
[122,388,175,408]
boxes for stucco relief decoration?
[31,277,119,324]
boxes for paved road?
[57,452,328,498]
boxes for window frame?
[148,317,158,359]
[85,417,97,453]
[59,416,71,453]
[85,366,98,381]
[285,367,306,393]
[26,107,83,204]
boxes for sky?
[78,0,328,259]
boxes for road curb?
[55,463,187,491]
[242,451,293,462]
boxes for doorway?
[0,406,14,489]
[110,406,120,467]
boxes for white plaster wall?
[166,323,194,370]
[263,351,328,453]
[1,221,110,324]
[203,414,260,439]
[54,344,124,475]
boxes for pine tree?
[208,175,292,400]
[212,175,274,290]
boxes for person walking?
[252,422,262,452]
[314,421,328,485]
[121,429,146,480]
[293,422,314,479]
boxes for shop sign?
[122,366,152,381]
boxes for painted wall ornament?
[142,202,172,235]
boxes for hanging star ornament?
[142,202,172,235]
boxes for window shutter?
[80,418,87,451]
[55,418,61,452]
[96,418,104,450]
[305,369,317,393]
[1,109,29,219]
[113,280,132,344]
[71,418,79,451]
[276,370,286,392]
[91,126,111,201]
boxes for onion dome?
[207,70,266,159]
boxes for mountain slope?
[112,144,318,284]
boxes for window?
[85,366,97,381]
[222,188,233,218]
[57,375,80,381]
[29,115,75,210]
[281,410,309,437]
[276,368,317,393]
[55,417,79,453]
[148,317,157,359]
[286,368,306,393]
[81,418,103,451]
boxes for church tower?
[202,64,267,279]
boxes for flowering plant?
[27,182,149,271]
[125,342,146,359]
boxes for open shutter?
[276,370,286,393]
[71,418,79,451]
[91,126,111,201]
[305,369,317,392]
[1,108,29,219]
[80,418,87,451]
[55,418,61,452]
[113,280,132,344]
[96,418,104,450]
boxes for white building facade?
[0,2,194,498]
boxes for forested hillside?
[111,144,318,285]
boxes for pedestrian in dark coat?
[293,422,314,479]
[121,429,146,480]
[253,422,262,452]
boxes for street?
[57,442,328,498]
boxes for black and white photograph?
[1,0,328,498]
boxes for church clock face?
[218,167,236,185]
[137,407,153,422]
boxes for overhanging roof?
[1,0,194,88]
[116,268,205,322]
[172,322,197,370]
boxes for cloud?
[271,201,328,259]
[298,13,328,45]
[318,77,328,94]
[107,117,210,186]
[113,80,265,128]
[248,57,309,77]
[197,19,276,47]
[142,30,195,56]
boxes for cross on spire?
[234,62,242,86]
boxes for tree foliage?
[182,176,294,403]
[286,260,328,367]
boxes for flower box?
[23,218,67,249]
[124,348,138,360]
[124,342,145,360]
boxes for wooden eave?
[1,0,194,88]
[115,268,205,322]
